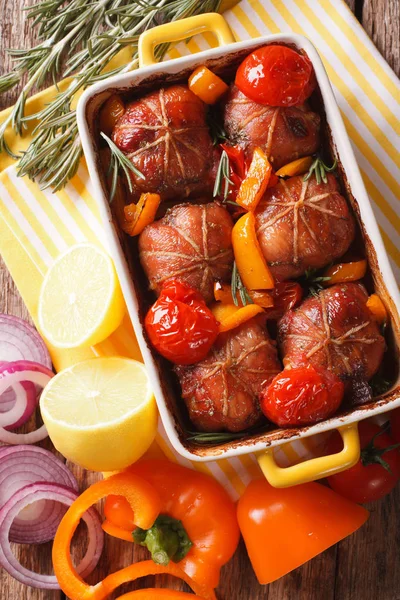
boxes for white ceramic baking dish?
[77,13,400,487]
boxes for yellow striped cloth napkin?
[0,0,399,499]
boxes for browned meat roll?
[279,283,385,382]
[139,202,234,304]
[112,85,215,200]
[175,315,281,432]
[254,174,355,281]
[223,85,320,169]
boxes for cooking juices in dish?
[98,43,393,438]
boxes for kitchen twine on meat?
[0,0,399,500]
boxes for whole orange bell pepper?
[237,479,369,585]
[232,212,274,290]
[103,459,240,590]
[122,193,161,236]
[211,302,264,333]
[52,472,215,600]
[366,293,387,324]
[189,66,229,104]
[323,260,367,285]
[236,147,273,211]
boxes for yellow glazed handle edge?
[138,13,235,68]
[257,423,360,488]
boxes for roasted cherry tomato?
[327,421,400,503]
[260,364,344,427]
[265,281,303,320]
[144,280,219,365]
[235,45,316,107]
[391,408,400,444]
[220,143,247,180]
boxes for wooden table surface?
[0,1,399,599]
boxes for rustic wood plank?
[1,1,400,600]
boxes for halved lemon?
[38,243,125,349]
[40,357,158,471]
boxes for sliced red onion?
[0,446,78,544]
[1,381,37,431]
[0,482,104,589]
[0,361,53,444]
[0,315,51,369]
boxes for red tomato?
[220,143,247,180]
[265,281,303,320]
[261,364,344,427]
[390,408,400,444]
[235,45,316,107]
[327,421,400,503]
[145,279,219,365]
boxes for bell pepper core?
[232,212,275,290]
[122,193,161,236]
[275,156,314,178]
[214,282,273,308]
[134,514,193,566]
[211,302,264,333]
[366,293,387,324]
[236,147,273,211]
[323,260,367,286]
[188,66,229,104]
[100,94,125,136]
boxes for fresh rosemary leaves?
[302,267,331,297]
[231,261,253,306]
[100,132,144,201]
[303,156,337,184]
[0,0,222,190]
[213,150,232,200]
[187,431,249,444]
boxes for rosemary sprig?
[231,261,253,307]
[302,267,331,297]
[100,132,144,201]
[213,150,232,200]
[207,107,227,146]
[0,0,222,189]
[303,155,337,184]
[187,431,249,444]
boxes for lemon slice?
[40,357,158,471]
[38,243,125,349]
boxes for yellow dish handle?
[257,423,360,488]
[138,13,235,68]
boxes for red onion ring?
[0,361,53,444]
[0,482,104,589]
[0,446,78,544]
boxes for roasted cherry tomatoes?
[326,421,400,503]
[144,279,219,365]
[260,364,344,427]
[235,45,316,107]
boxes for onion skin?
[0,446,78,544]
[0,482,104,589]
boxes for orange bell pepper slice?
[275,156,314,178]
[211,302,264,332]
[214,282,273,308]
[100,94,126,136]
[122,193,161,236]
[103,460,239,591]
[366,293,388,324]
[238,479,369,585]
[117,591,207,600]
[188,66,229,104]
[52,472,161,600]
[232,212,275,290]
[323,259,367,286]
[236,147,273,211]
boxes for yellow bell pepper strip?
[122,193,161,237]
[275,156,314,178]
[232,212,275,290]
[188,66,229,105]
[214,282,273,308]
[99,94,126,136]
[211,302,264,333]
[52,472,161,600]
[322,260,367,286]
[96,560,216,600]
[236,147,273,211]
[366,294,388,324]
[117,591,207,600]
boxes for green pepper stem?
[133,514,192,566]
